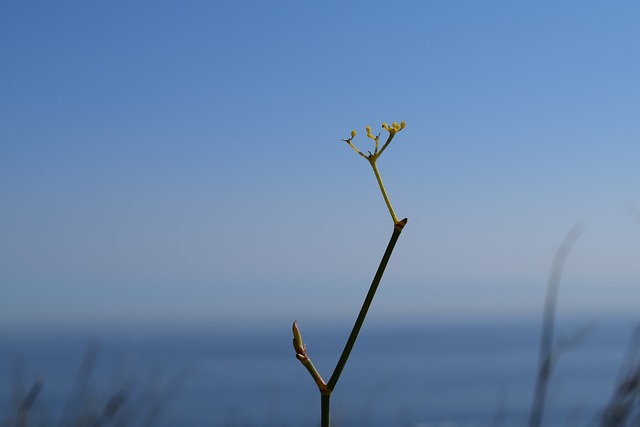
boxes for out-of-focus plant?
[292,121,408,427]
[529,223,595,427]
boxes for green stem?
[300,357,327,391]
[369,159,399,224]
[321,391,331,427]
[327,219,407,391]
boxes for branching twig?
[293,121,408,427]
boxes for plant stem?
[368,159,399,224]
[300,357,326,391]
[327,219,407,392]
[529,223,584,427]
[321,391,331,427]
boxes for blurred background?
[1,2,640,426]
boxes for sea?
[0,316,638,427]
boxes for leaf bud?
[292,321,306,356]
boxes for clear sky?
[1,1,640,330]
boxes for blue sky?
[1,2,640,330]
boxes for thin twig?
[529,223,585,427]
[327,219,407,391]
[16,378,43,427]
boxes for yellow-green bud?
[382,123,389,130]
[350,130,356,138]
[292,321,306,356]
[400,121,406,129]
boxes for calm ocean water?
[0,317,637,427]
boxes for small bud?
[292,321,306,356]
[382,123,389,130]
[366,125,376,140]
[400,121,406,129]
[350,130,356,138]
